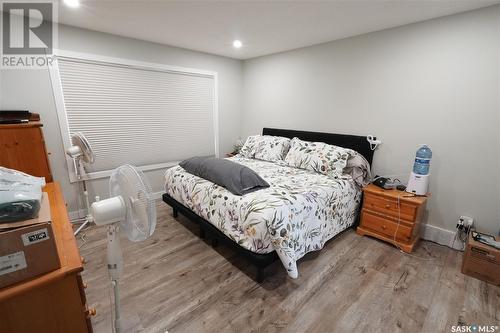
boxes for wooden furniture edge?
[38,125,53,182]
[0,121,43,129]
[0,182,83,302]
[356,225,417,253]
[361,208,416,227]
[363,184,428,205]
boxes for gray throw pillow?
[179,156,270,196]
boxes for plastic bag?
[0,167,46,223]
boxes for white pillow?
[284,137,352,176]
[238,135,291,162]
[254,135,291,162]
[238,135,261,158]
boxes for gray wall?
[1,24,243,216]
[242,6,500,235]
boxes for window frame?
[49,49,219,183]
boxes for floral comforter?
[164,157,361,278]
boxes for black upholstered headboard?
[262,127,375,165]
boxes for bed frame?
[162,127,376,282]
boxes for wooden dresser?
[356,184,428,253]
[0,183,94,333]
[0,121,53,182]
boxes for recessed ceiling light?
[64,0,80,8]
[233,40,242,49]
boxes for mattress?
[164,156,361,278]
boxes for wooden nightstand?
[356,184,428,253]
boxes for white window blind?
[53,53,218,181]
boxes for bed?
[163,128,375,281]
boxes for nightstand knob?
[385,204,391,209]
[86,307,97,317]
[382,225,387,230]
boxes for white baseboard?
[420,223,464,251]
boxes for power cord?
[78,232,88,249]
[451,220,472,251]
[392,192,438,261]
[451,232,464,251]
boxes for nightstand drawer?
[360,210,412,241]
[364,193,418,222]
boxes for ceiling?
[57,0,500,60]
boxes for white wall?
[0,24,243,216]
[242,6,500,235]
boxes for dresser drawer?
[360,210,412,241]
[363,193,418,222]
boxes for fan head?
[69,132,95,164]
[109,164,156,242]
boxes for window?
[50,51,218,182]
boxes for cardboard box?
[0,193,60,288]
[461,232,500,286]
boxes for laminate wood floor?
[77,203,499,333]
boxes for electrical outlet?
[459,216,474,228]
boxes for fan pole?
[112,280,123,333]
[107,224,124,333]
[73,178,95,235]
[71,158,86,222]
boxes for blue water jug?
[412,145,432,175]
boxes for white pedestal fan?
[66,132,97,235]
[90,164,157,333]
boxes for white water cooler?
[406,172,429,195]
[406,144,432,196]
